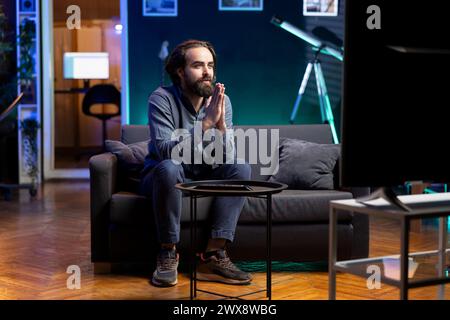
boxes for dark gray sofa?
[89,124,369,272]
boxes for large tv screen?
[341,1,450,188]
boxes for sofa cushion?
[105,139,148,162]
[109,192,214,226]
[121,125,150,145]
[105,139,148,179]
[269,138,340,190]
[239,189,354,224]
[110,189,353,226]
[233,125,334,181]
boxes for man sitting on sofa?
[139,39,252,287]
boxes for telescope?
[271,15,342,143]
[271,16,343,61]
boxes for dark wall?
[127,0,344,128]
[1,0,17,84]
[1,0,16,34]
[0,0,18,184]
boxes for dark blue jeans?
[139,160,252,244]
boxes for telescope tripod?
[289,50,339,144]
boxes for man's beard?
[185,76,214,98]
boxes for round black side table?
[175,179,287,300]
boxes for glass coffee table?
[175,179,287,300]
[329,193,450,300]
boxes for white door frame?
[120,0,130,125]
[41,0,129,179]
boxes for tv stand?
[356,187,411,212]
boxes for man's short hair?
[165,40,217,86]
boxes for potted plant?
[20,117,40,192]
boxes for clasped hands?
[202,83,227,134]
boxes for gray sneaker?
[196,249,253,285]
[151,248,179,287]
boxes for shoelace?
[217,256,240,271]
[158,254,178,271]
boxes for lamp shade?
[63,52,109,79]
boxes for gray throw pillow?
[268,138,340,190]
[105,139,149,177]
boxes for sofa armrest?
[334,159,370,258]
[89,152,117,262]
[333,157,371,198]
[348,187,370,199]
[347,187,370,258]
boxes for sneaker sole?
[151,277,178,287]
[196,272,252,285]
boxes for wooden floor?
[0,181,448,300]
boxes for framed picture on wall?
[219,0,264,11]
[143,0,178,17]
[303,0,339,16]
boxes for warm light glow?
[63,52,110,79]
